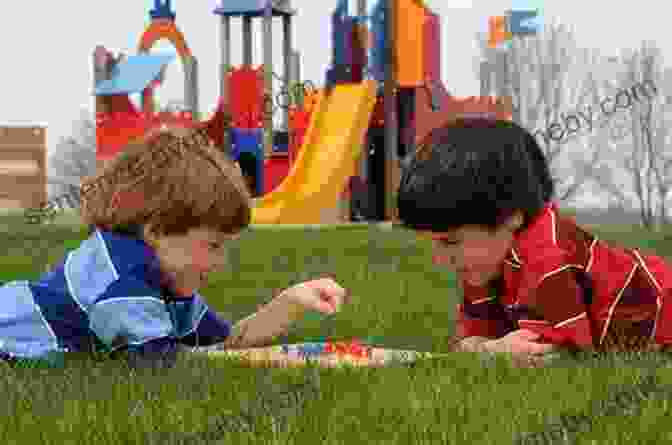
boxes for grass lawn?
[2,211,672,444]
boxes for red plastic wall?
[424,13,441,82]
[263,156,291,194]
[228,67,265,129]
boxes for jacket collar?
[93,227,166,292]
[508,202,560,267]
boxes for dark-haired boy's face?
[420,212,523,287]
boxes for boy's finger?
[319,300,336,314]
[528,343,557,354]
[324,283,348,306]
[515,329,542,340]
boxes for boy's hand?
[278,277,350,315]
[484,329,558,357]
[223,277,349,350]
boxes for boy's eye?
[209,243,223,250]
[438,239,459,246]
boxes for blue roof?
[508,10,542,36]
[94,54,175,96]
[213,0,296,17]
[149,0,176,20]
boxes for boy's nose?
[434,255,464,272]
[205,255,227,272]
[432,254,453,265]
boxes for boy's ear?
[142,223,162,247]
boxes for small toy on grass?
[194,341,451,368]
[193,305,452,368]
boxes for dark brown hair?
[398,118,555,232]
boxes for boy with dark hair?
[398,118,672,366]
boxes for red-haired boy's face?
[145,227,240,297]
[419,211,523,287]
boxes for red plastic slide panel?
[288,108,312,163]
[424,13,441,82]
[263,156,291,194]
[204,99,231,148]
[228,67,265,129]
[97,113,150,160]
[370,95,386,127]
[96,111,196,160]
[288,109,311,137]
[286,91,321,163]
[107,95,141,117]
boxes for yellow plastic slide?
[251,80,378,224]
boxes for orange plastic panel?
[396,0,426,87]
[137,19,193,115]
[488,16,511,48]
[138,19,192,58]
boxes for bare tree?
[47,107,97,209]
[576,43,669,231]
[565,60,638,209]
[475,23,611,205]
[619,43,668,229]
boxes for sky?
[0,1,669,208]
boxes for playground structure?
[322,0,512,221]
[93,0,512,224]
[0,124,47,210]
[95,0,307,199]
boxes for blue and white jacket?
[0,228,231,366]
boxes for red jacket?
[455,202,672,351]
